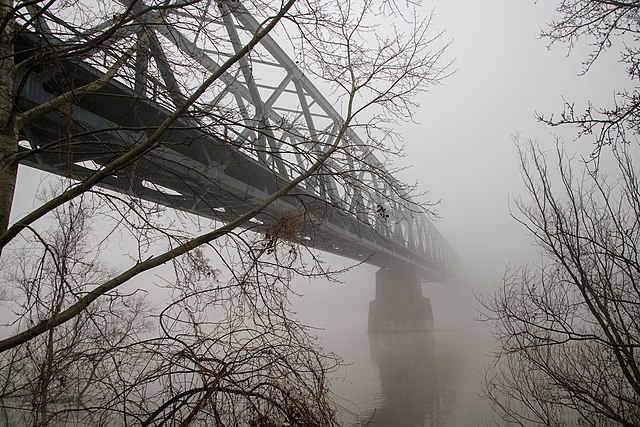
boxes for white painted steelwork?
[14,0,456,279]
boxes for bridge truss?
[14,0,456,279]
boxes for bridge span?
[13,0,456,330]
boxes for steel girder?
[15,0,456,280]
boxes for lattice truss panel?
[15,0,455,275]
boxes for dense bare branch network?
[481,142,640,426]
[537,0,640,156]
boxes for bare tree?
[481,142,640,426]
[536,0,640,156]
[0,0,449,424]
[481,2,640,424]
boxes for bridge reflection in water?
[365,331,457,426]
[322,325,492,427]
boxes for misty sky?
[403,0,629,282]
[296,0,631,332]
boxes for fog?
[288,1,630,425]
[5,0,631,425]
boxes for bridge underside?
[16,53,447,281]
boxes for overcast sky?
[400,0,630,283]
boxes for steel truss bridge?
[13,0,455,281]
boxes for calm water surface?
[323,326,494,426]
[296,275,495,426]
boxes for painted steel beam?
[15,1,457,280]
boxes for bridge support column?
[368,266,434,332]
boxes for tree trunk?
[0,0,17,236]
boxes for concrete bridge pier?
[368,266,434,332]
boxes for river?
[294,269,496,426]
